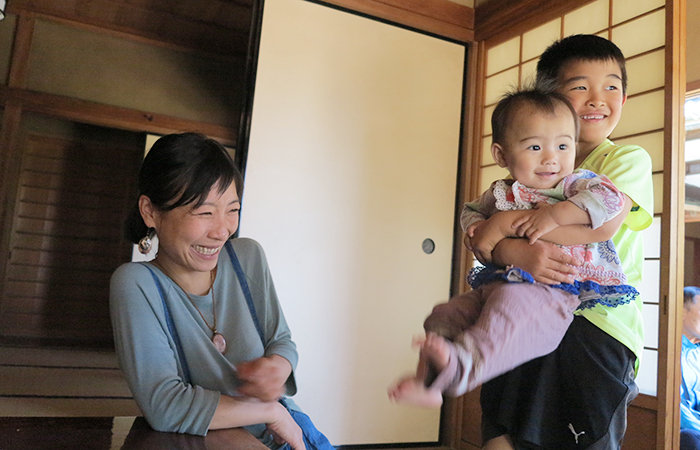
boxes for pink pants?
[424,281,581,395]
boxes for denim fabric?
[279,398,334,450]
[682,429,700,450]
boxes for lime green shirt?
[577,139,654,370]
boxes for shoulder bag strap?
[141,263,192,383]
[225,240,265,344]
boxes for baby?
[389,88,637,407]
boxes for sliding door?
[240,0,465,444]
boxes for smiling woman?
[110,133,332,449]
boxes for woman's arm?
[210,396,305,450]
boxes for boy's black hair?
[491,88,579,147]
[684,286,700,306]
[536,34,628,95]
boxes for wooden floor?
[0,346,140,417]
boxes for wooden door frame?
[451,1,687,449]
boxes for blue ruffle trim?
[468,265,638,310]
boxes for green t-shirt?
[577,139,654,370]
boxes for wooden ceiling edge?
[0,86,238,147]
[475,0,598,45]
[317,0,474,42]
[688,79,700,93]
[5,4,248,62]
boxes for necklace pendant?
[212,332,227,353]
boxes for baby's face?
[495,103,577,190]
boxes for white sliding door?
[240,0,464,444]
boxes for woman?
[111,133,321,449]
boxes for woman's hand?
[266,402,306,450]
[492,239,581,285]
[237,355,292,402]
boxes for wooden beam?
[6,0,249,59]
[316,0,474,42]
[0,86,237,146]
[657,0,686,449]
[7,12,35,89]
[475,0,597,45]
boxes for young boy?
[477,35,654,450]
[388,88,637,408]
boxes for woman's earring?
[138,228,156,254]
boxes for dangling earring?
[138,228,156,254]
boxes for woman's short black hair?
[124,132,243,244]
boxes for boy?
[388,89,637,408]
[475,35,654,450]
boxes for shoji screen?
[478,0,665,396]
[241,0,464,445]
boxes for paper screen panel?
[564,0,609,36]
[521,19,561,62]
[484,67,519,106]
[612,0,665,25]
[486,37,520,76]
[612,10,665,58]
[613,91,664,138]
[626,50,665,96]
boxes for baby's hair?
[491,88,579,147]
[536,34,627,95]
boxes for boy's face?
[492,103,577,190]
[556,59,627,155]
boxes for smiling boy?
[474,35,654,450]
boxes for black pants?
[481,316,638,450]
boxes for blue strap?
[225,240,265,344]
[142,263,192,383]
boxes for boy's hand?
[511,203,559,244]
[492,239,581,284]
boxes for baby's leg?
[424,290,484,340]
[389,290,485,407]
[388,334,451,408]
[455,282,580,392]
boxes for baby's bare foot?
[388,376,444,408]
[422,332,450,372]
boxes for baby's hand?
[511,203,559,244]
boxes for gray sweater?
[110,238,299,438]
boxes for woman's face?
[151,181,240,282]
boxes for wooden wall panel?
[623,403,657,450]
[0,133,141,348]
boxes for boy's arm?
[491,239,579,284]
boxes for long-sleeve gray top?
[110,238,298,439]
